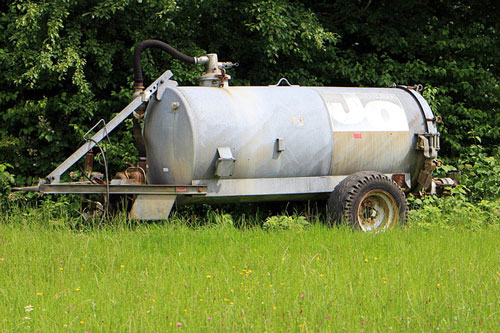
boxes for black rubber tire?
[327,171,408,231]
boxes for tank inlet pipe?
[132,39,208,90]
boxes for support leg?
[129,194,177,220]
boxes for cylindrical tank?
[143,86,436,191]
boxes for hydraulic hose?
[133,39,195,88]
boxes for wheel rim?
[356,189,398,232]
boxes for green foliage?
[0,163,15,196]
[244,0,337,63]
[456,145,500,201]
[408,150,500,229]
[205,211,234,229]
[1,210,500,330]
[0,0,499,213]
[263,215,309,231]
[408,187,500,230]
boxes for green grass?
[0,207,499,331]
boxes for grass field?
[0,205,499,331]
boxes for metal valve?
[218,62,239,70]
[198,54,237,87]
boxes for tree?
[1,0,499,186]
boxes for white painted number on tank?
[327,94,409,132]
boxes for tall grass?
[0,204,499,331]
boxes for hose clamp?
[133,110,145,120]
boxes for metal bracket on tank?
[415,133,440,159]
[270,78,299,87]
[215,147,236,177]
[156,72,178,101]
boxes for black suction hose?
[133,39,195,88]
[132,40,197,168]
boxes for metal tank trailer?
[17,40,448,232]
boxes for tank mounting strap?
[44,70,175,184]
[391,85,438,135]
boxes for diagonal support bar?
[45,70,174,184]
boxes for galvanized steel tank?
[143,86,435,191]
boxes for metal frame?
[44,70,176,184]
[192,174,409,198]
[37,183,207,195]
[24,173,409,198]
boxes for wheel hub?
[357,189,398,232]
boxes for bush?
[456,145,500,201]
[263,215,309,231]
[0,163,14,196]
[408,186,500,230]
